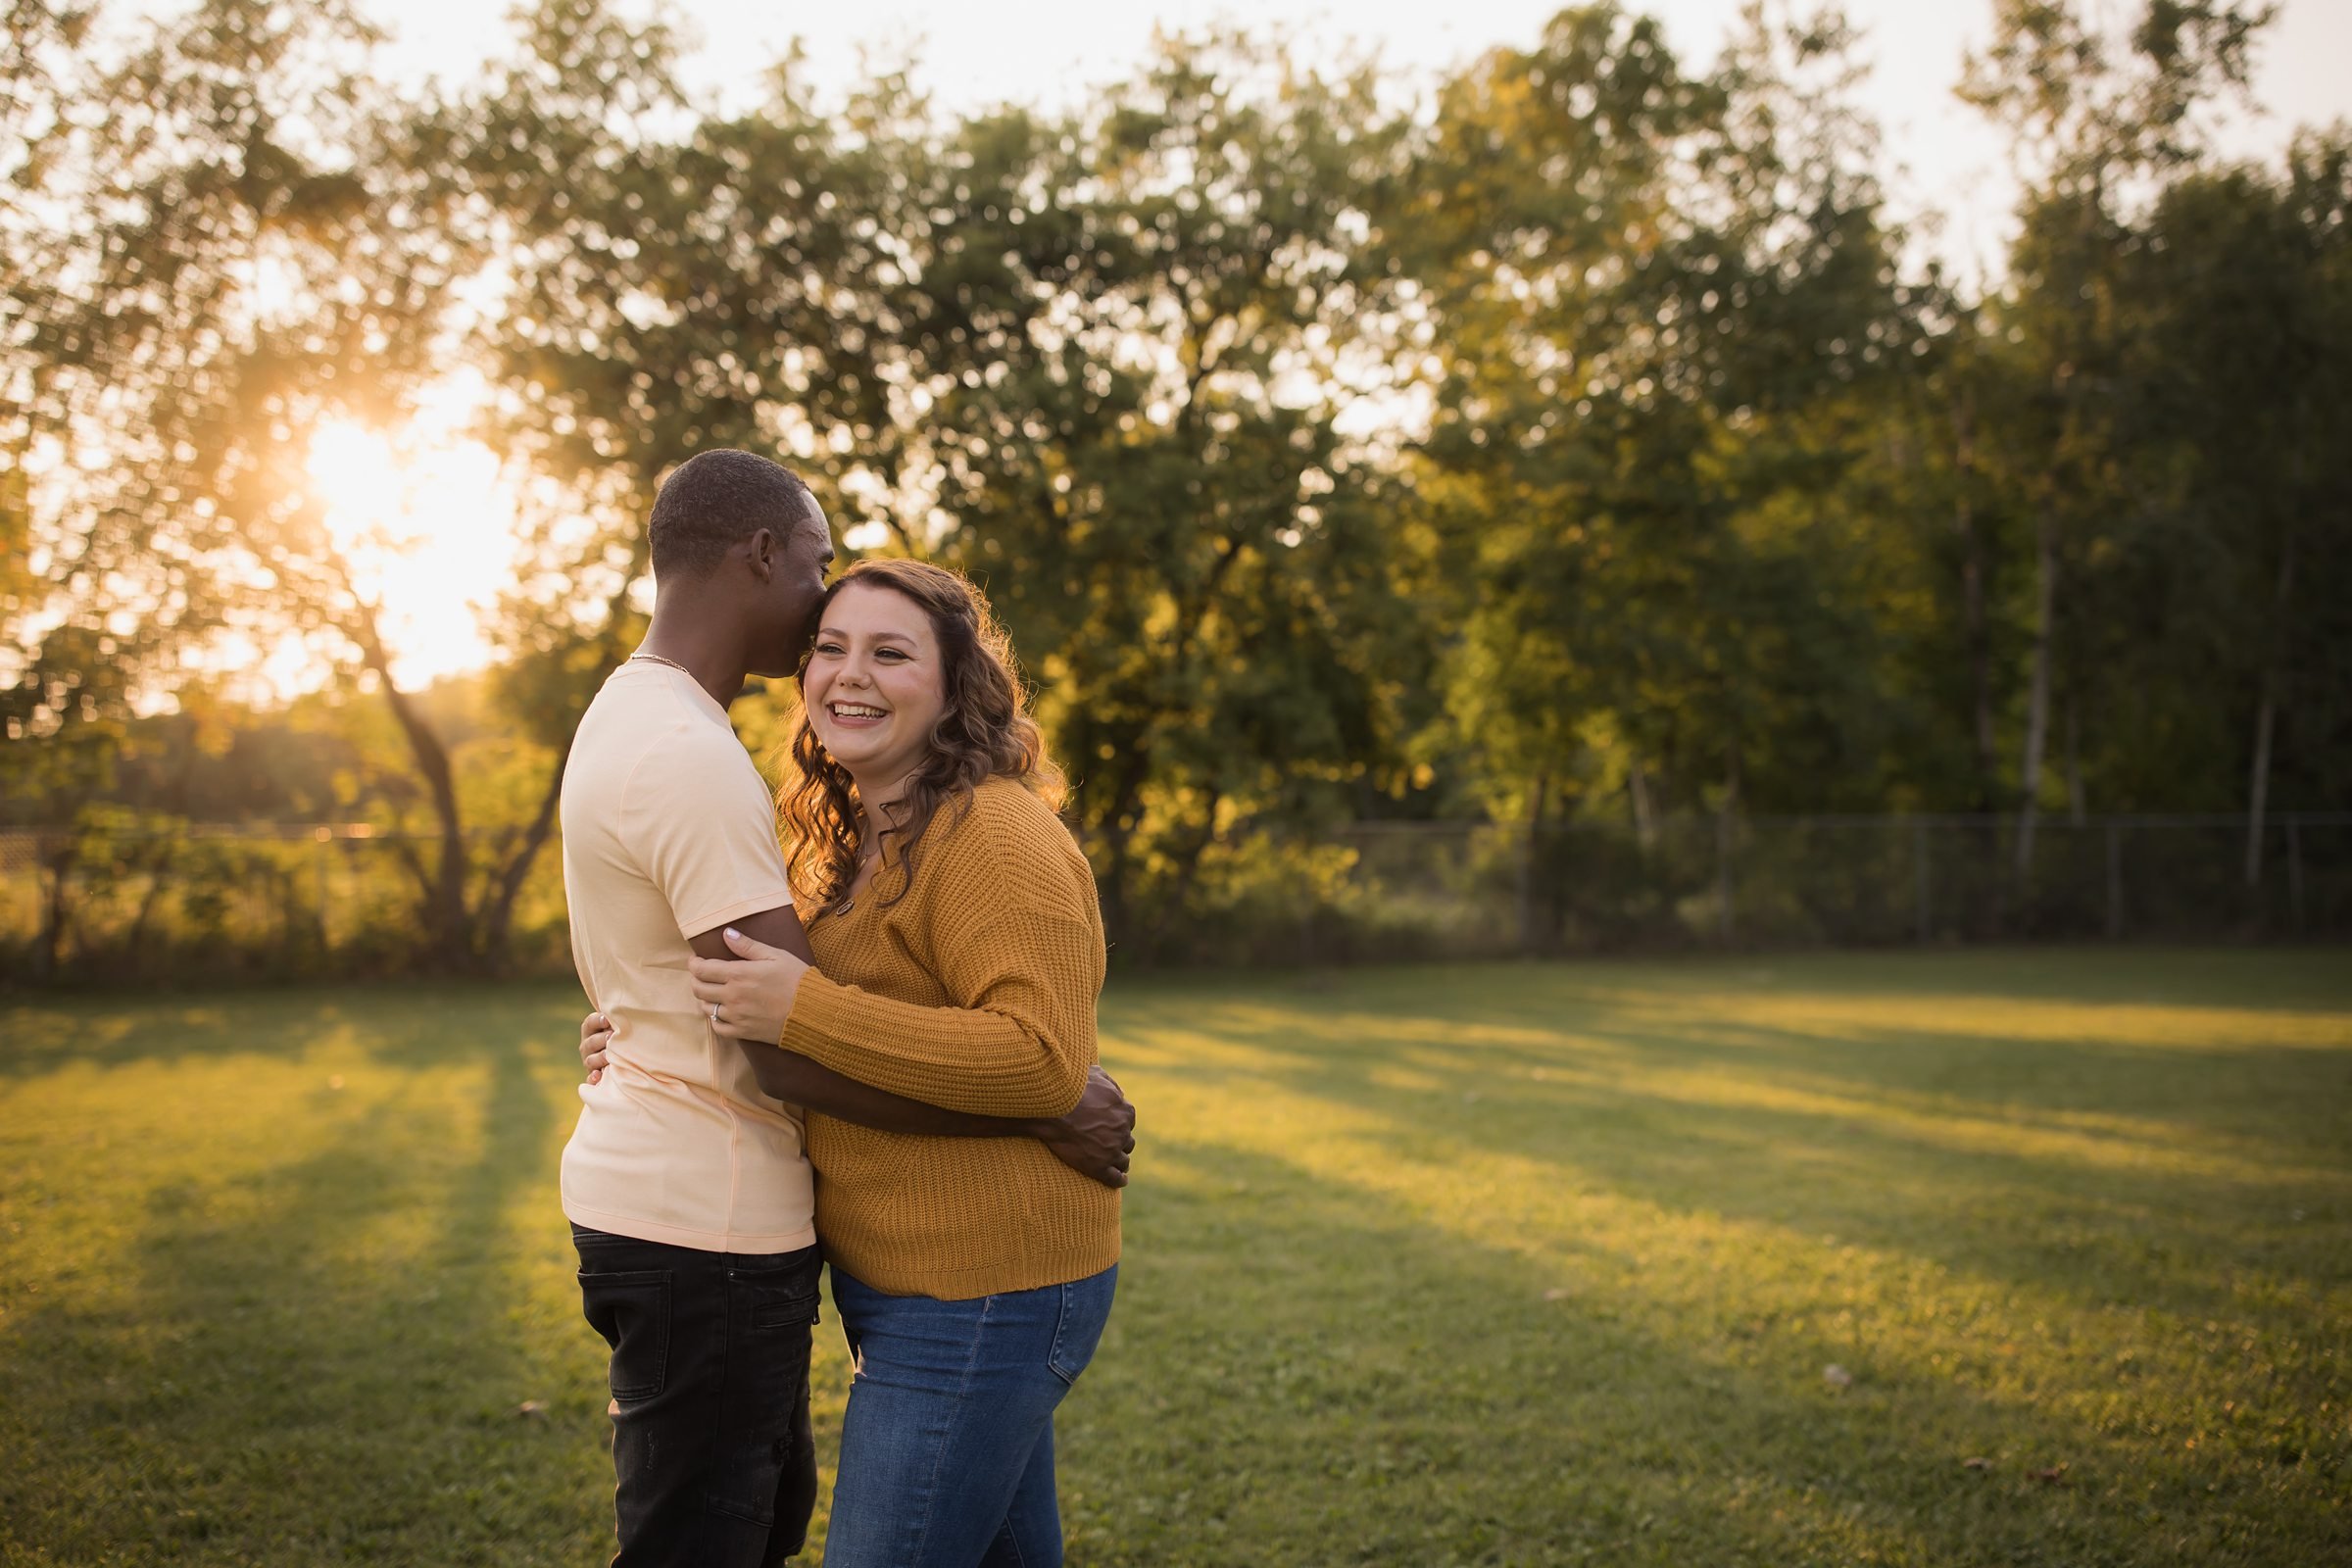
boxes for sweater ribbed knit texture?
[782,775,1119,1299]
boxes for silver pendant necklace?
[628,652,694,676]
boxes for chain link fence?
[2,812,2345,985]
[0,820,570,986]
[1130,812,2352,967]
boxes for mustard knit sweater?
[779,775,1119,1299]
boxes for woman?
[582,559,1119,1568]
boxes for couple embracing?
[558,449,1135,1566]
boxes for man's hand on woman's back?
[1034,1065,1136,1189]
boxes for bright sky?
[265,0,2352,692]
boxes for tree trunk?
[2245,528,2297,885]
[1627,758,1655,850]
[1519,773,1548,956]
[122,841,173,976]
[349,605,471,969]
[2015,510,2057,882]
[477,741,571,968]
[1950,383,1997,806]
[1715,743,1740,947]
[2246,696,2278,887]
[2064,694,2085,826]
[35,836,75,982]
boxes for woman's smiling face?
[803,580,948,791]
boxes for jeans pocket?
[750,1280,821,1330]
[731,1248,823,1331]
[1046,1265,1117,1387]
[578,1267,672,1403]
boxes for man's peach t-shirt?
[558,660,815,1254]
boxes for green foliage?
[884,36,1433,935]
[2094,143,2352,810]
[1404,4,1923,820]
[5,0,2348,975]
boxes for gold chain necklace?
[627,652,694,676]
[837,839,883,915]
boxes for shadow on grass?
[1082,955,2351,1564]
[1066,1133,2341,1568]
[1102,974,2352,1328]
[0,978,588,1078]
[0,1001,608,1565]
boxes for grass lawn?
[2,949,2348,1566]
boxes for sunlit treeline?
[4,0,2347,977]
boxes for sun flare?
[293,374,520,692]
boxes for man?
[558,449,1132,1567]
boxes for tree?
[835,34,1430,947]
[1,0,627,969]
[1960,0,2273,876]
[2108,135,2352,870]
[1404,3,1917,854]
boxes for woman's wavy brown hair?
[775,559,1063,915]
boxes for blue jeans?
[822,1264,1117,1568]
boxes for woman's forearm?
[782,967,1092,1119]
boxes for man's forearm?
[737,1041,1046,1139]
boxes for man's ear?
[745,526,778,581]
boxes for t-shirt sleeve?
[618,726,796,939]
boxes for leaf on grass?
[1543,1288,1572,1301]
[1822,1364,1854,1389]
[2030,1463,2069,1484]
[1962,1456,1992,1471]
[516,1399,547,1418]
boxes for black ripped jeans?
[572,1224,824,1568]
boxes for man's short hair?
[648,449,817,580]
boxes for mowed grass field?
[3,951,2348,1567]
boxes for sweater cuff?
[780,969,866,1063]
